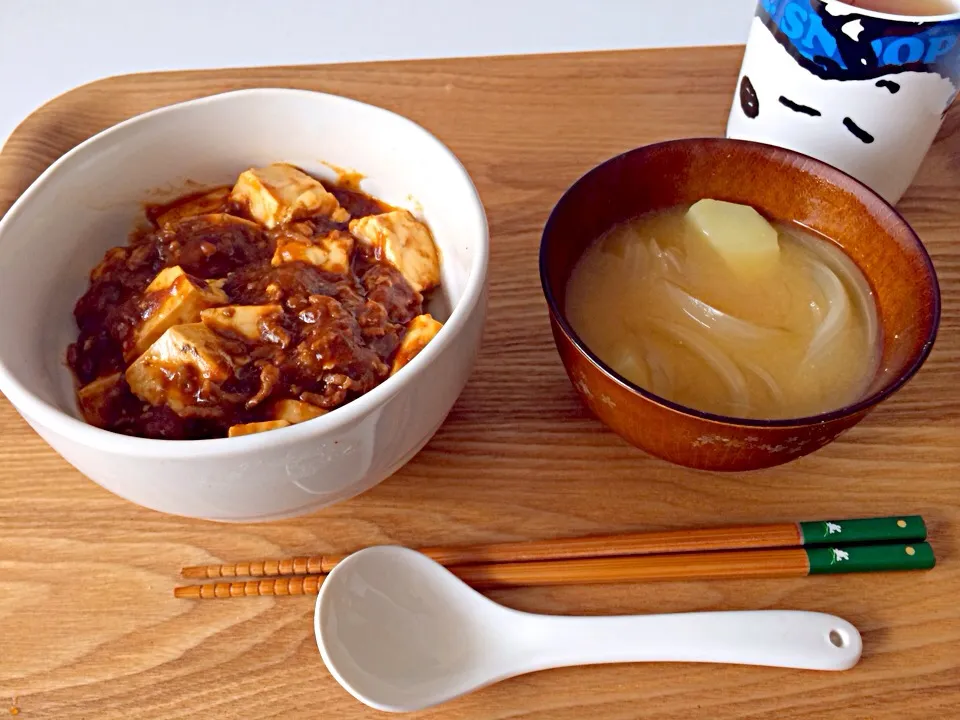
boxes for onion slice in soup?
[653,319,750,410]
[603,227,649,275]
[609,344,651,388]
[787,229,879,364]
[643,335,676,398]
[741,360,786,407]
[661,280,784,342]
[663,247,683,274]
[803,258,850,366]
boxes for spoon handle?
[520,610,861,672]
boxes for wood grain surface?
[1,46,958,719]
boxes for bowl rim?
[540,136,941,429]
[0,87,489,458]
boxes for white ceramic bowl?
[0,89,488,521]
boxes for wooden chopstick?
[173,541,935,599]
[180,515,926,579]
[175,575,323,599]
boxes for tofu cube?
[77,373,124,428]
[686,199,780,276]
[270,399,327,425]
[271,230,354,274]
[229,163,349,229]
[128,266,229,361]
[153,187,231,228]
[126,323,239,413]
[228,420,291,437]
[390,314,443,375]
[200,304,283,342]
[349,210,441,292]
[189,212,261,232]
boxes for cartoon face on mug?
[728,0,960,201]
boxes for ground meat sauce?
[68,173,430,440]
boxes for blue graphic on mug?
[727,0,960,202]
[758,0,960,83]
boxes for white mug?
[727,0,960,203]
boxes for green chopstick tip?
[799,515,926,546]
[807,542,935,575]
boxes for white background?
[0,0,757,150]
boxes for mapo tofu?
[68,163,443,440]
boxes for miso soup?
[565,200,881,420]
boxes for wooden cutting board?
[1,46,958,720]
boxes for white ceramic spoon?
[314,546,862,713]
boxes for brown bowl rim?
[540,137,942,429]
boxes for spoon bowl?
[315,546,863,712]
[315,545,525,712]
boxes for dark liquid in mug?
[843,0,958,15]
